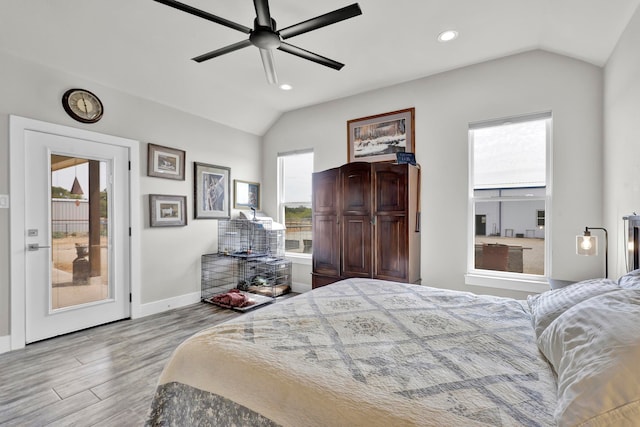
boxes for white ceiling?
[1,0,638,135]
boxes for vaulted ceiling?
[1,0,638,135]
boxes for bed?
[146,275,640,426]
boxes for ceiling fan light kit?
[154,0,362,84]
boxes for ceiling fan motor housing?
[250,18,280,49]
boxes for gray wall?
[262,50,605,299]
[0,51,262,338]
[604,6,640,277]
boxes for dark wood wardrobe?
[311,162,421,288]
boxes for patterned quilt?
[147,278,557,426]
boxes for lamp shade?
[577,234,597,256]
[576,226,608,278]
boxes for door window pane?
[51,156,109,309]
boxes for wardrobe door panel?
[312,167,341,285]
[374,163,407,213]
[375,215,408,281]
[342,215,372,277]
[313,168,339,215]
[312,214,340,278]
[341,162,371,215]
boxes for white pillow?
[527,278,619,339]
[619,269,640,289]
[536,289,640,426]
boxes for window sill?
[285,253,312,266]
[465,272,550,294]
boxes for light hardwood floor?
[0,299,287,426]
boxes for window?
[277,151,313,255]
[536,210,545,228]
[468,112,551,289]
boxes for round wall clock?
[62,88,104,123]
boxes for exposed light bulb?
[580,236,593,251]
[279,84,293,91]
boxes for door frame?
[9,115,141,350]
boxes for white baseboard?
[291,281,311,294]
[0,335,11,354]
[138,291,201,318]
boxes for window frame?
[465,112,552,293]
[277,149,313,261]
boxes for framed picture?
[234,180,261,209]
[347,107,415,163]
[194,162,230,219]
[147,143,186,180]
[149,194,187,227]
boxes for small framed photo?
[147,143,186,180]
[194,162,230,219]
[347,107,415,163]
[234,180,260,209]
[149,194,187,227]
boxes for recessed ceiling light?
[437,30,458,42]
[279,84,293,91]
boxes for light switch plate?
[0,194,9,209]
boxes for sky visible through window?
[283,151,313,203]
[473,119,546,189]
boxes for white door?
[24,129,130,343]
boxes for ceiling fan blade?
[278,42,344,70]
[279,3,362,40]
[153,0,251,34]
[258,48,278,84]
[253,0,273,28]
[192,39,252,63]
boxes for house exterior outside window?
[277,150,313,256]
[467,112,551,292]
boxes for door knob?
[27,243,51,251]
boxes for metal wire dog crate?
[201,253,235,302]
[201,219,291,309]
[218,218,284,257]
[245,257,292,297]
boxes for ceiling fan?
[153,0,363,84]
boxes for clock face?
[62,89,103,123]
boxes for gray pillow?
[536,289,640,426]
[618,269,640,289]
[527,278,619,339]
